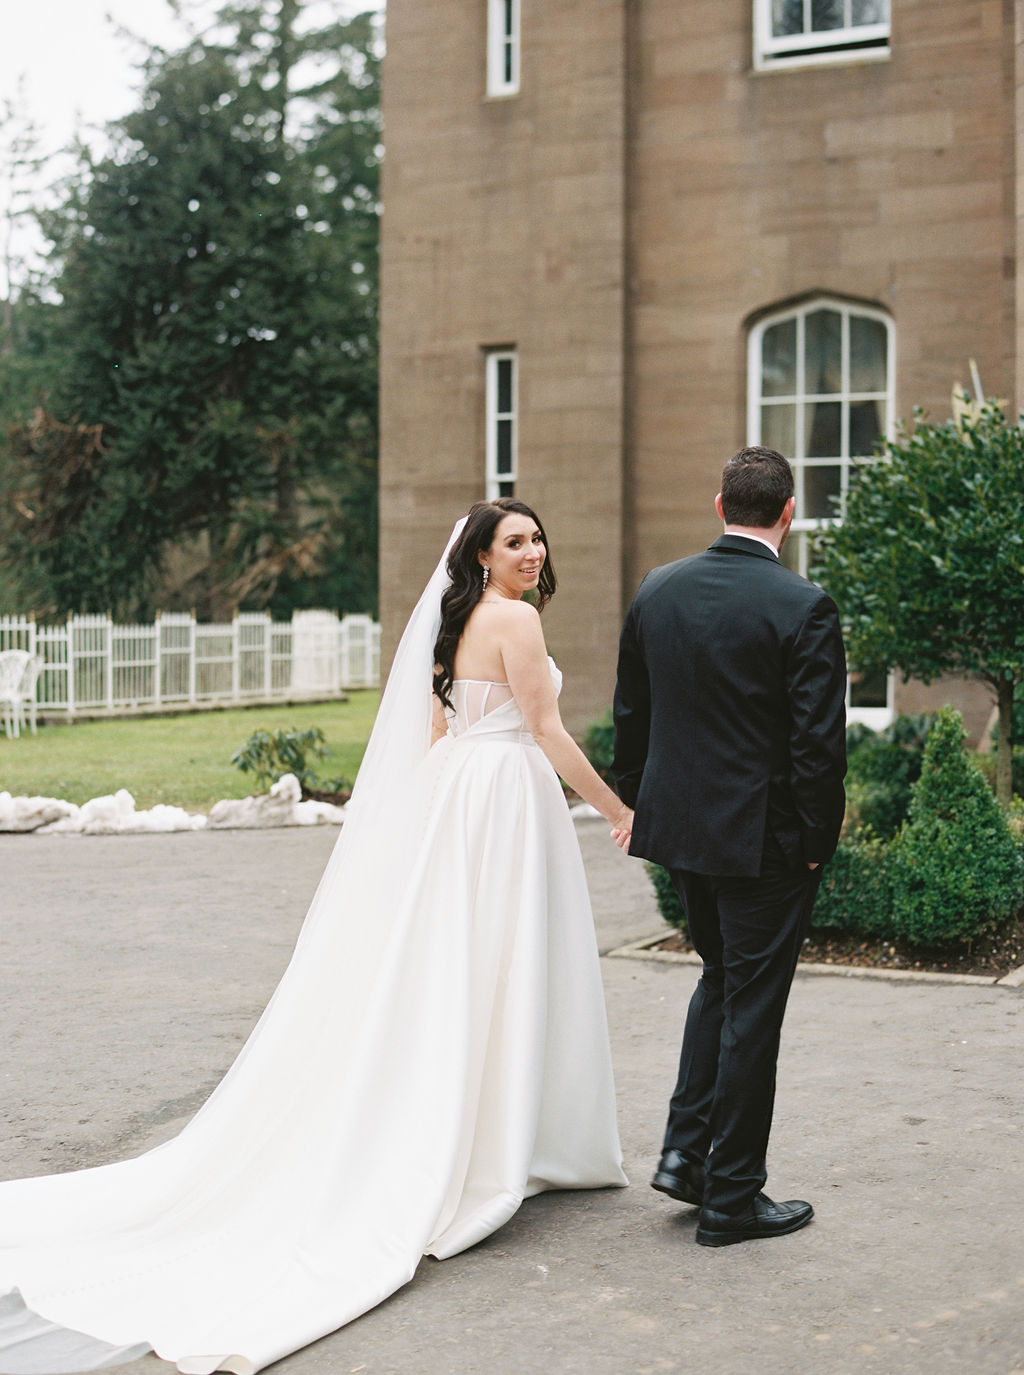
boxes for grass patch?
[0,695,380,812]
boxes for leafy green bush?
[230,725,350,794]
[844,713,936,840]
[647,863,688,938]
[810,833,892,937]
[887,708,1024,945]
[583,708,615,783]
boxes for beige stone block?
[825,110,955,157]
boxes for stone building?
[379,0,1009,739]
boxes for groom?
[612,446,847,1246]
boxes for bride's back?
[451,601,514,685]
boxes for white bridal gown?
[0,659,626,1375]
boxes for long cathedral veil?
[0,520,471,1375]
[294,515,466,905]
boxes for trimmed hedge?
[809,832,892,938]
[886,708,1024,945]
[647,862,688,937]
[649,709,1024,951]
[844,713,935,840]
[598,704,1023,952]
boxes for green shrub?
[583,707,615,783]
[230,725,350,794]
[647,863,688,938]
[844,713,936,839]
[887,708,1024,945]
[810,833,892,937]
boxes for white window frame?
[487,0,520,96]
[485,349,517,500]
[754,0,890,72]
[748,296,895,726]
[845,669,895,731]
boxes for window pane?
[849,399,884,456]
[761,403,795,456]
[498,479,515,498]
[805,400,841,456]
[851,0,887,24]
[849,315,887,392]
[850,667,888,708]
[496,358,513,414]
[502,0,514,40]
[496,419,513,473]
[803,463,842,519]
[761,319,797,397]
[771,0,805,38]
[804,309,841,394]
[811,0,845,30]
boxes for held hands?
[609,806,635,853]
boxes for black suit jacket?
[612,534,847,878]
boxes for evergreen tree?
[1,1,380,620]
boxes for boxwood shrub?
[886,707,1024,945]
[647,862,688,937]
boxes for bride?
[0,498,633,1375]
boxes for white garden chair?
[15,655,44,735]
[0,649,32,740]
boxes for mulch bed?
[652,913,1024,978]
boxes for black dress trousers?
[665,837,823,1215]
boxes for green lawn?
[0,694,380,811]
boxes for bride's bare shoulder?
[487,598,540,620]
[485,599,543,639]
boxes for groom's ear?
[714,493,725,522]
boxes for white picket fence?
[0,610,380,717]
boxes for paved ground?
[2,820,1023,1375]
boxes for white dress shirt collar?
[725,531,779,559]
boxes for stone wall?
[380,0,628,730]
[381,0,1018,736]
[625,0,1014,589]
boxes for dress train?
[0,663,626,1373]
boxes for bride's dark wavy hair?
[432,498,557,710]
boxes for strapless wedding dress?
[0,661,626,1374]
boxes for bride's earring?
[481,566,489,592]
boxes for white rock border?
[0,774,346,835]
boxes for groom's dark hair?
[720,446,794,528]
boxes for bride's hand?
[609,806,634,853]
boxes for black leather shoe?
[650,1150,706,1206]
[696,1193,813,1246]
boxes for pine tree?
[1,2,381,620]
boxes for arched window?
[748,297,895,723]
[748,296,893,575]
